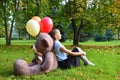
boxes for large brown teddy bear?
[14,33,58,76]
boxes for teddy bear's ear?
[41,38,49,47]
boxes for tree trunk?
[71,19,84,46]
[71,19,77,45]
[3,0,19,46]
[8,14,15,45]
[28,34,31,40]
[35,0,40,16]
[118,28,120,40]
[71,19,80,46]
[3,0,10,46]
[74,31,79,46]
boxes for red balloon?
[40,17,53,33]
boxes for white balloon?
[26,19,40,36]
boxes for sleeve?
[54,41,62,50]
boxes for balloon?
[40,17,53,33]
[32,16,41,22]
[26,19,40,36]
[32,16,41,31]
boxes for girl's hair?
[49,29,59,51]
[49,29,59,40]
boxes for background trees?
[1,0,20,45]
[0,0,119,46]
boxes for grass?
[0,38,35,45]
[79,40,120,46]
[0,38,120,46]
[63,39,120,46]
[0,38,120,80]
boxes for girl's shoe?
[84,62,95,66]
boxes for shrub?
[104,29,114,41]
[94,35,107,42]
[80,33,91,42]
[93,29,114,42]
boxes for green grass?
[0,45,120,80]
[62,39,120,46]
[0,38,120,46]
[79,40,120,46]
[0,38,36,45]
[0,38,120,80]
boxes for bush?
[80,33,91,42]
[104,29,114,41]
[11,38,23,40]
[93,29,114,42]
[94,35,107,42]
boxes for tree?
[15,0,49,40]
[63,0,119,45]
[58,0,96,45]
[0,26,5,37]
[45,0,111,45]
[1,0,119,46]
[47,0,86,45]
[105,29,114,41]
[109,0,120,39]
[1,0,20,45]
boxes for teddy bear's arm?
[40,52,53,72]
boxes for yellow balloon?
[26,19,40,36]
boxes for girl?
[49,29,95,69]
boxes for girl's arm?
[60,45,86,56]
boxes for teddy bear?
[14,33,58,76]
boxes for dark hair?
[49,29,59,51]
[49,29,59,40]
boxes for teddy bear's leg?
[40,52,58,73]
[29,64,42,75]
[14,59,31,76]
[14,59,43,76]
[50,53,58,70]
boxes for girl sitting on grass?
[49,29,95,69]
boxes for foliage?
[109,0,120,39]
[94,29,114,42]
[94,35,107,42]
[80,32,92,42]
[56,23,67,42]
[66,24,73,41]
[0,0,120,45]
[0,26,5,37]
[104,29,114,41]
[0,0,21,45]
[53,0,120,45]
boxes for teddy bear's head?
[35,33,53,54]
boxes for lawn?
[0,39,120,80]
